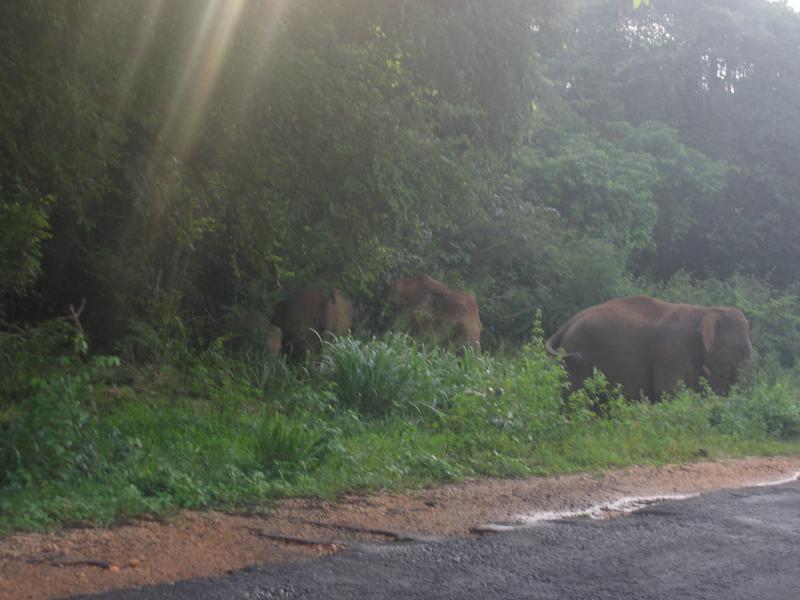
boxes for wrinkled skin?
[546,296,753,401]
[388,274,481,350]
[273,287,352,357]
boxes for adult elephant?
[273,287,353,357]
[545,296,753,401]
[388,273,481,350]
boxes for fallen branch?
[299,520,441,543]
[48,556,113,570]
[249,529,345,547]
[67,298,86,335]
[471,524,518,535]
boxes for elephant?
[250,315,283,356]
[225,313,282,356]
[263,322,283,356]
[388,273,481,350]
[272,287,353,357]
[545,296,753,401]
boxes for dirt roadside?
[2,456,799,600]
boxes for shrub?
[118,292,194,367]
[0,362,103,485]
[319,334,472,419]
[253,413,326,478]
[0,319,76,406]
[710,374,800,440]
[438,327,568,447]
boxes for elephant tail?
[544,334,560,357]
[545,327,583,362]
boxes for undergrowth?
[2,328,800,533]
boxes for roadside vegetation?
[3,319,800,533]
[4,0,800,532]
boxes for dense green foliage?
[4,0,800,351]
[1,0,799,351]
[2,333,800,532]
[3,0,800,531]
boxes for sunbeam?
[236,0,291,122]
[112,0,166,117]
[158,0,247,161]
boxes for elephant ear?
[698,310,722,357]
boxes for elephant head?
[388,273,481,350]
[698,308,753,395]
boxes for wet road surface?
[74,479,800,599]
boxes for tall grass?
[319,333,492,418]
[253,412,326,478]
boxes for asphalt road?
[75,480,800,600]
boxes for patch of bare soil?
[2,456,799,600]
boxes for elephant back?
[388,273,481,350]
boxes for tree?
[550,0,800,285]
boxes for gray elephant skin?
[388,273,481,351]
[545,296,753,401]
[273,287,352,357]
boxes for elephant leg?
[564,355,594,393]
[651,359,698,401]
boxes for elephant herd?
[264,274,753,402]
[267,274,481,358]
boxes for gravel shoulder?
[2,456,799,600]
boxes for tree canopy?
[2,0,800,354]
